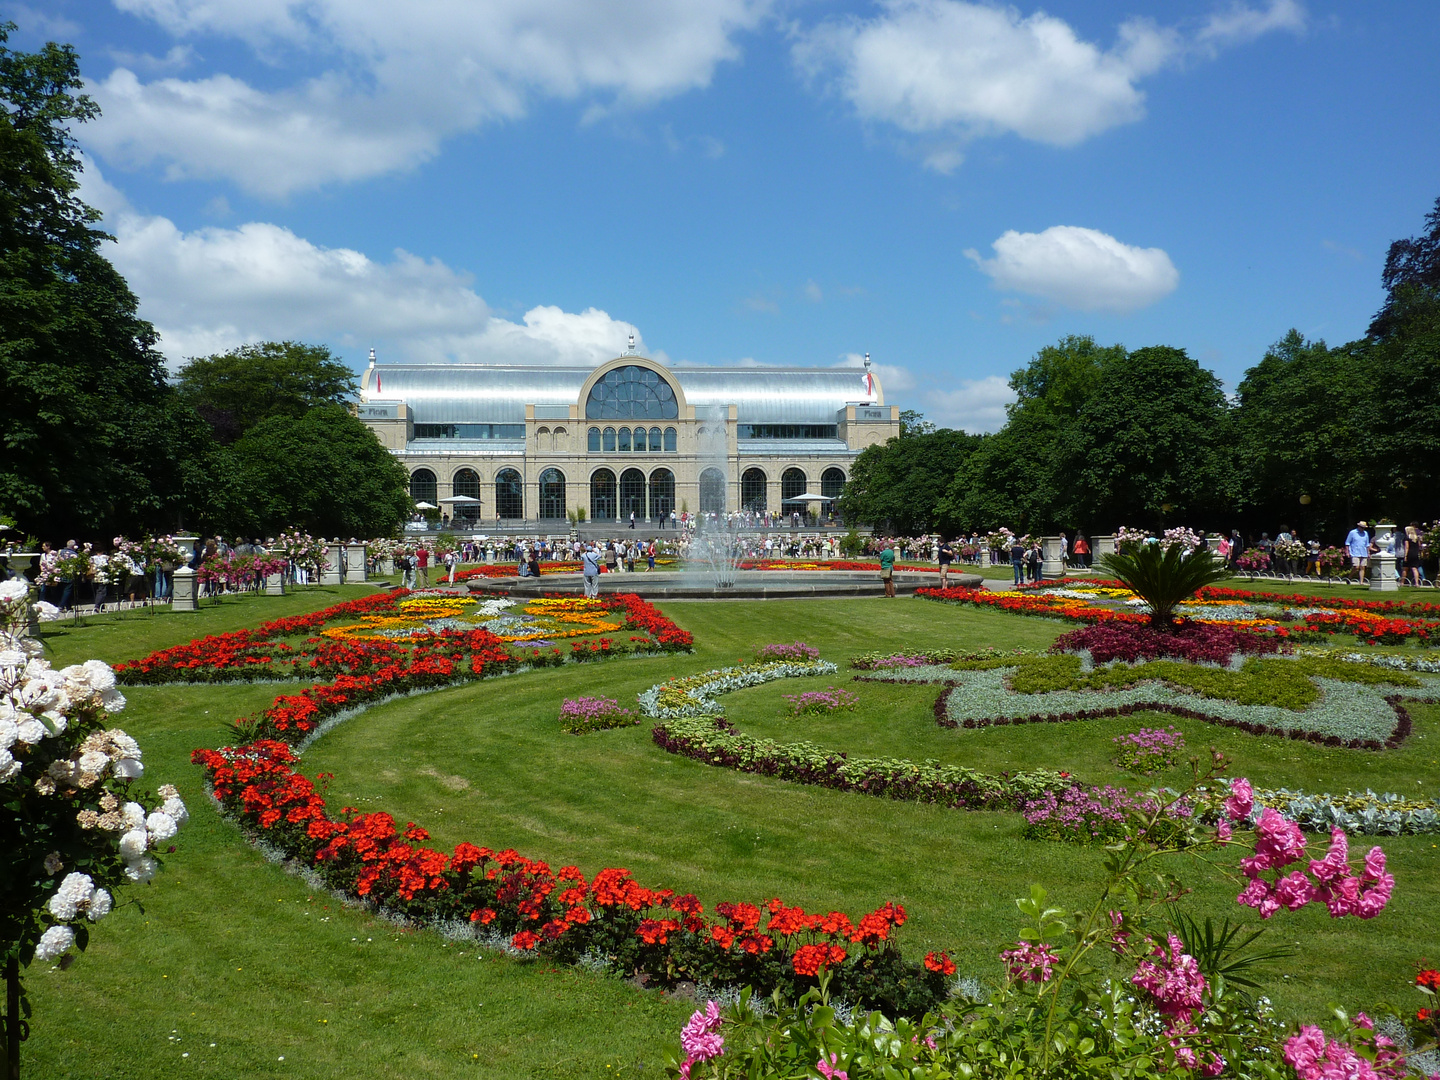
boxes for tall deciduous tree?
[0,25,205,540]
[838,426,980,535]
[1369,196,1440,339]
[224,405,412,538]
[175,341,358,444]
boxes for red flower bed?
[916,585,1141,625]
[191,739,948,1014]
[1050,621,1285,665]
[1196,585,1440,619]
[455,562,583,580]
[738,560,932,572]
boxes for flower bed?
[737,560,932,572]
[756,641,820,662]
[637,660,839,719]
[1112,726,1186,774]
[1248,786,1440,836]
[916,585,1143,625]
[190,737,951,1015]
[1050,621,1285,665]
[850,649,960,669]
[455,562,583,580]
[1022,784,1194,845]
[782,687,859,716]
[560,696,637,734]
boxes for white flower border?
[637,660,839,719]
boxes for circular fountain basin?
[468,569,982,600]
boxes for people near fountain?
[937,539,954,587]
[879,540,896,598]
[581,543,601,598]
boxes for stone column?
[264,573,285,595]
[977,547,990,568]
[1041,536,1065,578]
[320,545,342,585]
[171,566,199,611]
[1094,535,1117,559]
[1372,523,1399,592]
[345,543,367,581]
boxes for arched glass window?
[603,427,617,452]
[588,427,602,452]
[453,468,481,499]
[590,468,617,520]
[410,468,437,505]
[538,468,566,520]
[648,427,662,452]
[821,467,846,499]
[782,468,807,504]
[649,468,675,520]
[741,468,767,512]
[634,427,648,452]
[495,468,523,520]
[618,427,632,452]
[586,365,679,420]
[619,468,646,520]
[699,468,726,515]
[663,426,677,452]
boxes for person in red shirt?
[416,545,430,586]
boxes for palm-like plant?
[1098,542,1230,629]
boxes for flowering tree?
[0,580,186,1079]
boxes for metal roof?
[361,361,881,425]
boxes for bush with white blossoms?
[1,576,186,1069]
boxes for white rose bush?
[0,578,185,1078]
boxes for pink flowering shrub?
[1284,1013,1410,1079]
[1112,726,1185,774]
[782,687,859,717]
[1000,941,1059,983]
[558,695,637,735]
[1021,784,1193,845]
[678,1001,725,1078]
[756,641,820,662]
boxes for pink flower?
[1000,941,1059,983]
[1273,871,1318,911]
[1252,807,1308,869]
[1132,935,1206,1021]
[1215,819,1232,842]
[680,1001,725,1069]
[1308,829,1350,885]
[1224,777,1254,822]
[816,1053,848,1079]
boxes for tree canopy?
[175,341,358,444]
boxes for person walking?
[1010,536,1025,587]
[416,545,431,586]
[937,538,954,588]
[582,543,601,598]
[1073,532,1091,569]
[647,540,656,571]
[1345,521,1372,585]
[629,511,636,530]
[879,539,896,598]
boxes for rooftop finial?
[864,351,871,371]
[626,333,636,356]
[368,347,376,365]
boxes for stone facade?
[356,353,900,524]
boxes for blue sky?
[15,0,1440,429]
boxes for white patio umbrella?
[439,495,480,504]
[781,491,834,502]
[414,501,438,510]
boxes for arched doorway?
[649,468,675,521]
[619,468,646,521]
[538,468,566,520]
[699,468,726,516]
[740,468,767,513]
[590,468,617,521]
[495,468,523,520]
[410,468,437,505]
[821,467,846,499]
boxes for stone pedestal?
[172,566,199,611]
[1094,535,1117,559]
[1041,536,1065,578]
[345,544,367,581]
[265,573,285,595]
[977,548,990,568]
[320,547,342,586]
[1372,523,1399,592]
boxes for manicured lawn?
[18,590,1440,1079]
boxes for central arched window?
[741,468,767,512]
[453,468,481,499]
[699,468,726,515]
[781,468,808,504]
[649,468,674,520]
[586,365,679,420]
[619,468,646,520]
[538,468,566,520]
[618,427,632,452]
[821,467,846,499]
[590,468,616,520]
[495,468,523,520]
[410,468,437,505]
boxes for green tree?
[837,428,980,534]
[0,25,205,540]
[224,405,411,537]
[1062,346,1233,532]
[175,341,358,444]
[897,409,935,437]
[1231,330,1371,537]
[1369,195,1440,339]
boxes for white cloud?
[80,163,648,366]
[923,376,1015,433]
[965,225,1179,313]
[88,0,769,195]
[803,279,823,302]
[793,0,1303,157]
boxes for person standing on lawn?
[937,539,954,588]
[582,543,601,598]
[879,540,896,597]
[416,544,430,586]
[1010,536,1025,587]
[1345,521,1372,585]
